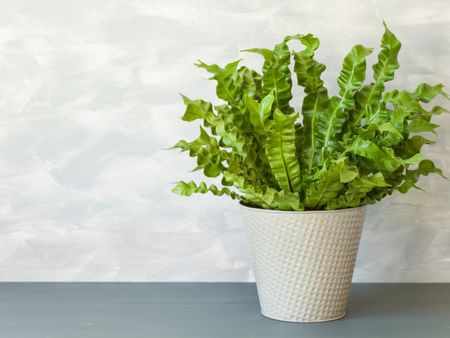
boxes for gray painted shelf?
[0,283,448,337]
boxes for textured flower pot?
[240,203,367,322]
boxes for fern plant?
[171,23,448,211]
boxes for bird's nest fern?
[171,23,449,211]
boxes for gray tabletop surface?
[0,283,448,338]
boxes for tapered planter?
[240,203,366,322]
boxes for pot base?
[261,310,346,323]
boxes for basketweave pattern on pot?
[241,206,366,322]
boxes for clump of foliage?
[171,23,448,210]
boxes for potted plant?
[170,23,448,322]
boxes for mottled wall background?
[0,0,449,281]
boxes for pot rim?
[239,201,367,215]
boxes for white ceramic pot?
[240,204,366,322]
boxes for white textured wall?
[0,0,449,282]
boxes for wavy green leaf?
[376,121,404,146]
[373,22,401,83]
[265,109,301,192]
[349,138,402,172]
[412,83,449,103]
[351,23,400,130]
[319,45,372,160]
[335,157,359,183]
[242,40,293,113]
[326,172,390,209]
[172,181,240,199]
[288,34,329,171]
[180,95,214,122]
[245,93,274,131]
[196,60,242,104]
[289,33,326,93]
[407,118,439,134]
[304,163,343,209]
[397,160,445,193]
[301,89,330,170]
[399,135,435,159]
